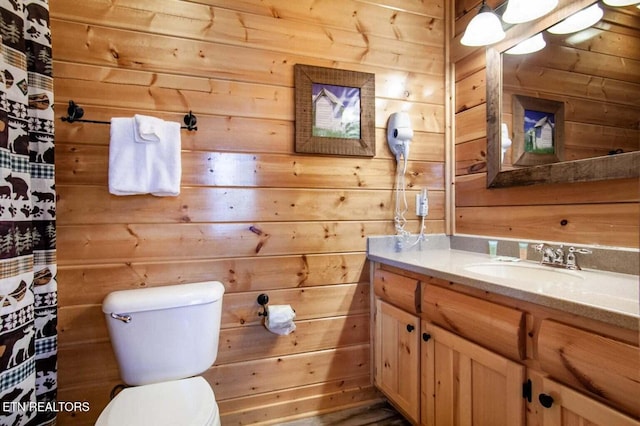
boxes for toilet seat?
[95,376,220,426]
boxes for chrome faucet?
[534,243,559,264]
[553,246,565,265]
[533,243,592,270]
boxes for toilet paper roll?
[393,127,414,141]
[265,305,296,336]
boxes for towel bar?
[60,100,198,131]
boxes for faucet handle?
[569,247,592,254]
[566,247,592,270]
[553,245,565,264]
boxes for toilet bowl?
[95,377,220,426]
[97,281,225,426]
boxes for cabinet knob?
[422,333,431,342]
[538,393,554,408]
[406,324,415,332]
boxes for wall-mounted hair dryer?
[387,112,414,162]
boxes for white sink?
[464,262,584,284]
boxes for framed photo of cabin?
[294,64,375,157]
[511,95,564,166]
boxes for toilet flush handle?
[110,313,132,323]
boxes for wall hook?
[63,100,84,122]
[183,111,197,131]
[257,293,269,317]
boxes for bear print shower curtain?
[0,0,57,425]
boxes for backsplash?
[450,235,639,276]
[368,234,639,276]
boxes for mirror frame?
[486,0,640,188]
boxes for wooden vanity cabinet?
[421,282,526,361]
[537,319,640,420]
[372,269,422,424]
[371,264,640,426]
[374,299,420,424]
[373,268,421,313]
[527,370,639,426]
[421,321,525,426]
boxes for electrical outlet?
[416,192,428,217]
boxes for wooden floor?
[275,402,412,426]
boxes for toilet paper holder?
[257,294,269,317]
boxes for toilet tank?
[102,281,225,386]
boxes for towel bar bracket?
[257,293,269,317]
[60,100,198,131]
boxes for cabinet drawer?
[538,319,640,419]
[373,269,420,314]
[422,283,525,361]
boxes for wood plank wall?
[452,0,640,248]
[50,0,446,424]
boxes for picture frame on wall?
[511,95,565,167]
[294,64,375,157]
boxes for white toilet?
[96,281,225,426]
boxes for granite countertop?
[368,235,640,330]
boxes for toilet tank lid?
[102,281,225,314]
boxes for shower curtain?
[0,0,57,425]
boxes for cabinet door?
[421,322,525,426]
[537,319,640,419]
[528,370,640,426]
[375,299,420,423]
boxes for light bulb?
[461,3,505,46]
[503,0,559,24]
[603,0,640,5]
[548,4,603,34]
[501,123,512,162]
[505,33,546,55]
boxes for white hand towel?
[134,114,164,143]
[150,121,181,196]
[109,117,182,197]
[109,117,150,195]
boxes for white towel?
[109,117,181,196]
[149,121,181,197]
[134,114,164,143]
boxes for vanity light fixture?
[504,33,547,55]
[460,0,506,46]
[547,3,604,34]
[502,0,559,24]
[603,0,640,6]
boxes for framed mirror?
[486,0,640,188]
